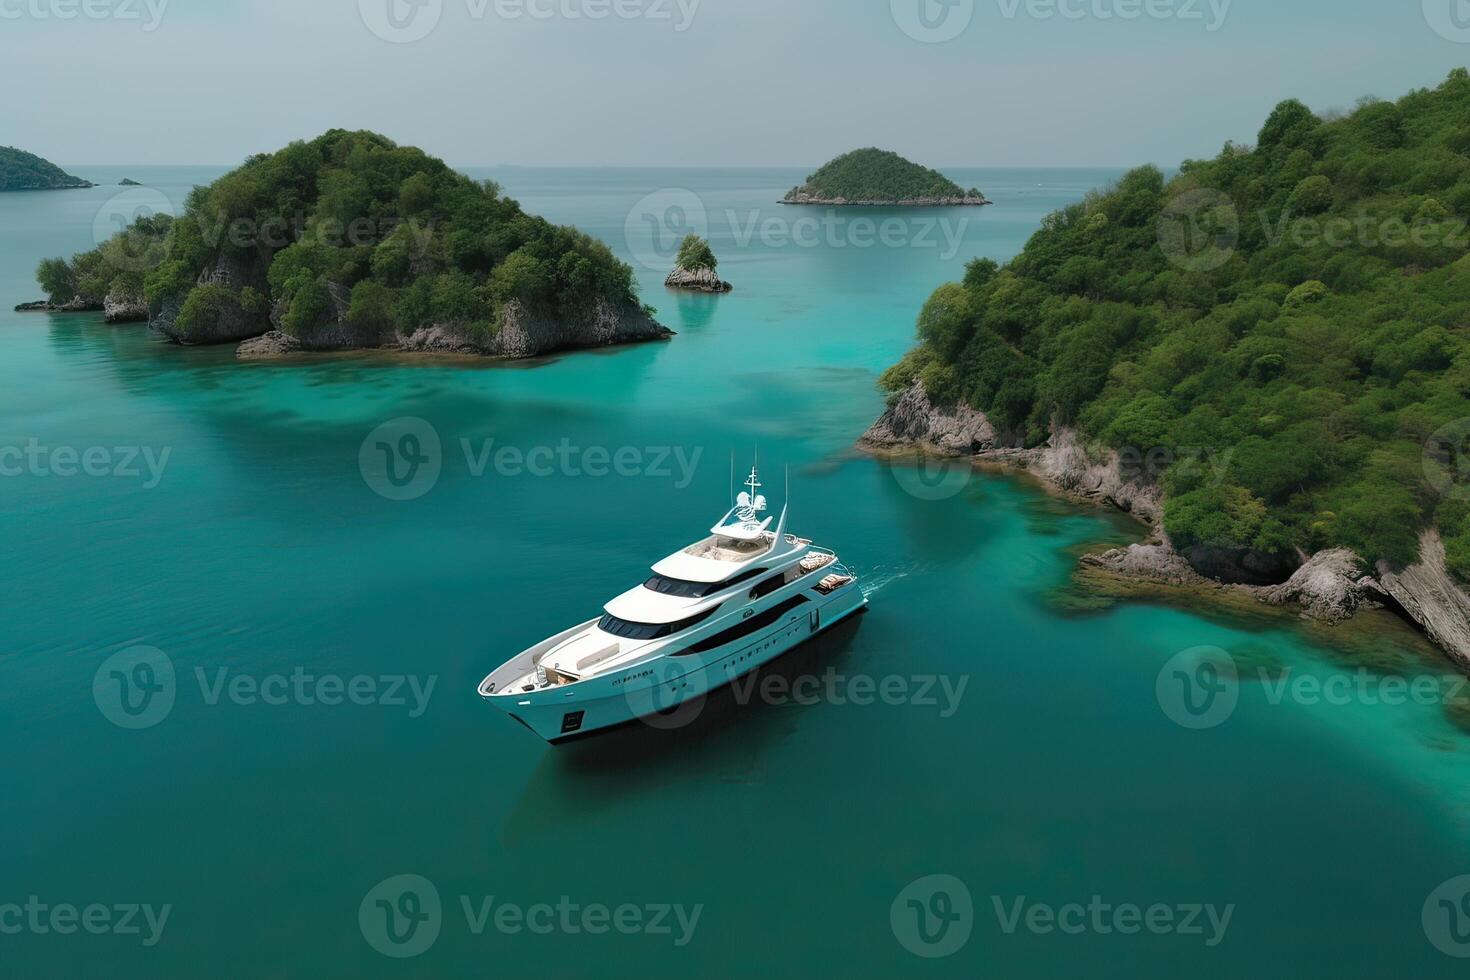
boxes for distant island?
[665,235,731,293]
[119,178,142,186]
[0,147,93,191]
[861,68,1470,670]
[783,148,989,207]
[22,129,671,359]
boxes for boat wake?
[857,563,916,601]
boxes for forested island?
[864,69,1470,666]
[783,148,988,206]
[665,235,731,292]
[0,147,93,191]
[24,130,670,359]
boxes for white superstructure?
[477,464,867,743]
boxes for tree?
[674,235,718,272]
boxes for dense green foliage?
[0,147,92,191]
[674,234,718,271]
[787,148,983,202]
[36,213,172,304]
[39,130,645,341]
[881,70,1470,577]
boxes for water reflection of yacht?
[478,464,867,744]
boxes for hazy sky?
[3,0,1468,169]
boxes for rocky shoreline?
[664,266,732,293]
[860,381,1470,671]
[16,289,147,323]
[781,191,991,207]
[235,295,673,361]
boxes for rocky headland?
[861,381,1470,671]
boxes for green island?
[0,147,93,191]
[27,129,668,358]
[869,69,1470,662]
[665,234,731,293]
[783,148,988,206]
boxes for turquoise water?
[6,166,1470,977]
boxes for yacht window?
[644,568,768,599]
[680,596,810,655]
[598,604,722,640]
[749,572,788,600]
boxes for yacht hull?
[486,583,868,745]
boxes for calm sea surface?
[5,165,1470,977]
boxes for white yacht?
[478,465,867,743]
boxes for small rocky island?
[0,146,94,191]
[783,148,989,207]
[119,178,142,186]
[664,235,732,293]
[19,129,672,360]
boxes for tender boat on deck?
[477,465,867,743]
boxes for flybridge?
[711,466,773,541]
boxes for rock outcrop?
[1080,544,1207,587]
[103,288,147,324]
[1259,549,1375,624]
[15,296,97,313]
[18,289,149,324]
[151,251,274,345]
[859,381,997,456]
[665,267,732,293]
[1376,532,1470,670]
[236,331,303,360]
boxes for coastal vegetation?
[0,147,93,191]
[675,234,718,271]
[879,70,1470,582]
[33,130,654,350]
[784,148,986,205]
[666,234,732,293]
